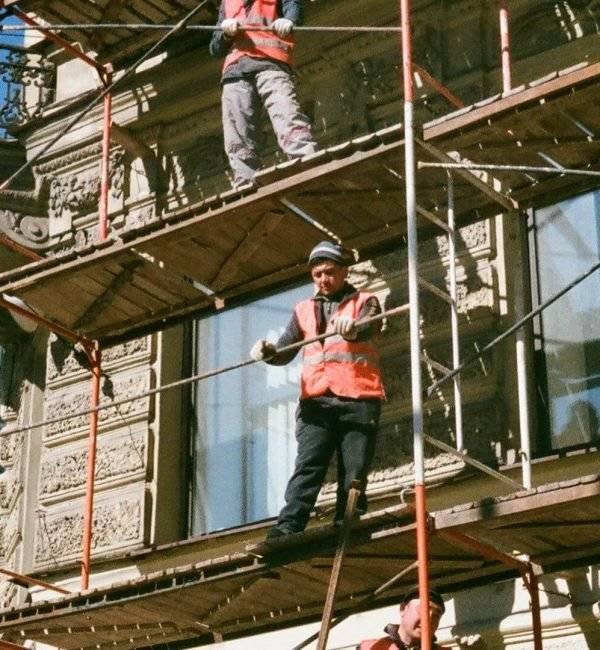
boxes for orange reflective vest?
[223,0,295,71]
[360,640,398,650]
[295,292,384,400]
[360,640,443,650]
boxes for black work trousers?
[276,395,380,533]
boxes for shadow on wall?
[541,569,600,649]
[0,313,45,411]
[451,581,516,649]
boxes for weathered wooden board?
[1,64,598,342]
[0,478,597,648]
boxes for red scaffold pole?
[81,343,101,590]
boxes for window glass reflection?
[535,190,600,449]
[191,284,306,534]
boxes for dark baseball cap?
[401,587,445,613]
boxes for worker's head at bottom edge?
[398,587,446,645]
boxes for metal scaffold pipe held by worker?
[0,303,410,439]
[0,23,403,33]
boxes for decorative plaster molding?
[40,431,146,497]
[34,494,143,566]
[47,150,125,222]
[0,209,49,248]
[0,507,21,563]
[43,371,152,440]
[33,143,103,176]
[0,431,23,465]
[125,204,157,232]
[0,477,21,512]
[47,335,150,384]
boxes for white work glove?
[250,339,277,361]
[220,18,239,37]
[272,17,294,37]
[333,316,357,340]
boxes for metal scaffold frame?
[0,1,598,648]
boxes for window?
[190,285,307,535]
[531,189,600,450]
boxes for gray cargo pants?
[222,69,317,185]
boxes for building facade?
[0,0,598,647]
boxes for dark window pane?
[534,190,600,449]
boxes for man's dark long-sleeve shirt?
[267,283,382,366]
[209,0,304,80]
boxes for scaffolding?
[0,1,599,648]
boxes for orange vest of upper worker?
[360,639,443,649]
[295,292,384,400]
[223,0,295,71]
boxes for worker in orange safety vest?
[250,241,384,540]
[209,0,317,186]
[359,588,447,649]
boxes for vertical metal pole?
[400,1,432,648]
[516,332,532,488]
[99,67,113,241]
[447,173,463,451]
[511,213,533,489]
[525,568,543,650]
[499,0,512,93]
[81,342,101,590]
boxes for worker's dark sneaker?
[265,525,297,541]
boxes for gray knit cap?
[308,241,349,266]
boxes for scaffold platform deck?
[0,475,597,648]
[0,62,599,345]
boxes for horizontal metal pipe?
[0,23,403,33]
[418,161,600,178]
[10,8,105,74]
[0,303,410,438]
[424,434,524,491]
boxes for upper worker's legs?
[334,399,380,522]
[255,69,317,159]
[274,399,336,534]
[222,78,262,185]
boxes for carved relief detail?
[43,372,151,438]
[0,209,49,247]
[40,432,146,497]
[0,478,21,512]
[435,220,492,258]
[0,507,21,562]
[47,335,150,382]
[125,205,157,231]
[48,150,124,222]
[34,143,102,175]
[0,580,18,611]
[0,431,23,466]
[34,495,143,565]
